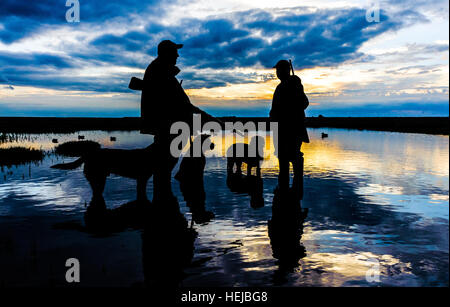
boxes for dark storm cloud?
[91,31,152,52]
[179,70,271,89]
[0,3,434,92]
[0,0,169,43]
[0,51,73,68]
[1,66,131,93]
[88,6,422,71]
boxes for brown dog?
[51,143,174,201]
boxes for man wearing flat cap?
[270,59,310,199]
[141,40,213,204]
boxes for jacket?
[141,58,201,135]
[269,75,310,143]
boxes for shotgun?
[289,59,295,76]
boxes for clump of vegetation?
[0,147,44,167]
[55,140,101,157]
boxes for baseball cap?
[158,40,183,55]
[273,60,290,69]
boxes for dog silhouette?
[51,143,174,201]
[226,135,264,177]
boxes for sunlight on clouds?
[0,0,448,115]
[70,65,144,77]
[0,86,138,109]
[0,17,149,55]
[165,0,368,21]
[184,65,381,104]
[187,79,277,101]
[430,194,449,201]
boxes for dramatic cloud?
[0,0,448,116]
[0,5,430,92]
[0,51,73,69]
[0,0,169,43]
[87,7,418,70]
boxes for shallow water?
[0,128,448,287]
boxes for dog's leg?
[227,158,234,174]
[137,178,149,201]
[86,172,107,203]
[236,161,242,175]
[247,163,252,177]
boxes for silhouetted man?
[269,60,309,198]
[141,40,213,204]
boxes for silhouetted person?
[270,60,309,199]
[268,188,307,285]
[175,134,215,224]
[140,40,214,204]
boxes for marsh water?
[0,128,448,287]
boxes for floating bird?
[110,136,117,142]
[321,132,328,138]
[78,135,85,140]
[52,139,58,143]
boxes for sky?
[0,0,448,117]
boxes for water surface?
[0,129,448,287]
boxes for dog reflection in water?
[226,172,264,209]
[268,187,308,285]
[175,134,215,224]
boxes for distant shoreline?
[0,116,448,135]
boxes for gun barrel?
[289,59,295,75]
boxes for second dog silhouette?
[226,135,264,177]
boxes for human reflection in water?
[175,134,215,224]
[74,147,196,287]
[84,197,197,287]
[268,187,308,285]
[141,203,197,287]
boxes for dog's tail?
[51,157,84,170]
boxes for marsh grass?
[0,147,45,167]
